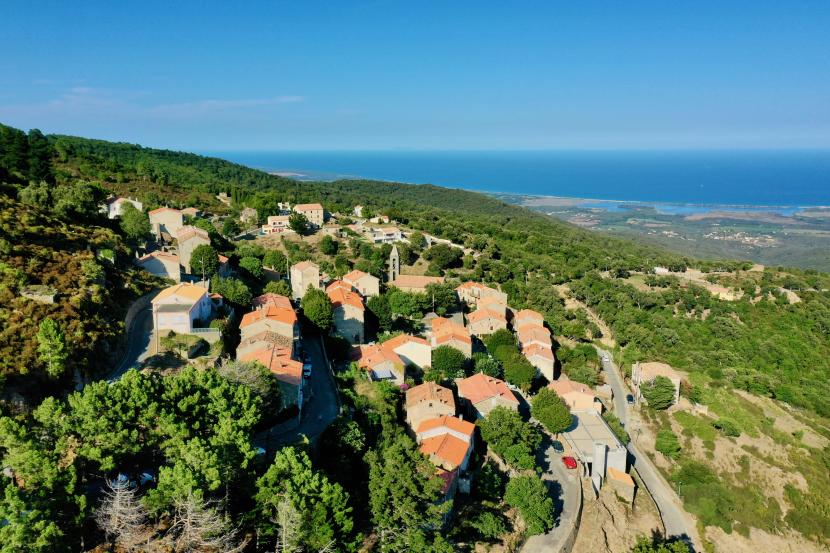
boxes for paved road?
[255,335,340,451]
[107,305,154,381]
[596,347,703,551]
[521,438,582,553]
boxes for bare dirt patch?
[572,477,663,553]
[705,526,828,553]
[735,391,828,450]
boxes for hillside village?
[112,194,682,549]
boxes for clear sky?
[1,1,829,151]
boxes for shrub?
[641,376,676,410]
[712,418,741,437]
[504,475,555,536]
[655,429,681,459]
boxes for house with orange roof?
[382,333,431,370]
[217,254,231,277]
[548,375,601,412]
[239,297,299,345]
[236,330,293,360]
[416,415,476,471]
[388,274,445,293]
[466,308,507,337]
[135,250,181,282]
[523,343,555,381]
[353,343,406,384]
[455,372,519,418]
[514,308,544,329]
[343,269,380,298]
[455,281,508,307]
[238,342,304,407]
[148,207,184,241]
[175,225,211,274]
[293,202,325,228]
[478,295,508,317]
[517,324,552,349]
[151,282,213,334]
[290,261,320,300]
[326,280,365,344]
[429,316,472,357]
[405,382,456,430]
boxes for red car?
[561,456,578,470]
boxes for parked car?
[626,394,635,405]
[561,456,578,470]
[303,363,312,378]
[551,440,565,454]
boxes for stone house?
[466,308,507,337]
[455,372,519,418]
[405,382,456,431]
[429,316,472,358]
[290,261,320,300]
[416,416,476,472]
[149,207,184,241]
[135,250,181,282]
[548,376,602,413]
[326,281,365,344]
[343,269,380,298]
[175,225,211,274]
[293,203,325,228]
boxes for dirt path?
[554,284,616,348]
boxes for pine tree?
[36,318,68,378]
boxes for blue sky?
[1,1,828,150]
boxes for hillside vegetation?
[47,132,830,416]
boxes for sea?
[210,150,830,214]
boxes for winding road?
[597,347,703,551]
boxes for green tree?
[36,318,68,378]
[484,328,516,353]
[256,447,354,551]
[189,244,219,279]
[366,432,450,552]
[367,294,393,332]
[52,181,105,221]
[531,388,572,435]
[217,359,282,413]
[478,407,540,470]
[641,376,676,410]
[289,212,309,234]
[603,411,630,445]
[26,129,55,183]
[239,256,264,279]
[422,243,462,272]
[211,276,252,305]
[263,249,288,272]
[303,287,333,332]
[221,217,240,237]
[655,430,681,459]
[505,475,555,536]
[502,351,536,390]
[431,345,467,380]
[264,279,292,297]
[473,354,503,378]
[320,235,339,255]
[18,181,50,207]
[119,202,151,241]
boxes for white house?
[151,283,213,334]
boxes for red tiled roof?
[420,434,470,469]
[389,274,445,290]
[326,282,364,311]
[343,269,376,284]
[416,415,475,438]
[383,333,429,350]
[522,343,554,360]
[353,344,403,370]
[456,372,518,405]
[239,303,297,328]
[294,203,324,211]
[175,225,210,243]
[548,376,595,397]
[517,324,552,345]
[252,293,293,310]
[406,382,454,409]
[238,343,302,387]
[291,261,319,271]
[467,308,506,324]
[148,207,181,216]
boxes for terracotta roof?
[294,203,324,211]
[291,261,319,272]
[548,376,595,398]
[479,296,507,308]
[517,325,552,345]
[343,270,377,284]
[137,251,179,263]
[239,303,297,328]
[238,343,302,387]
[326,284,364,311]
[515,308,544,322]
[435,332,472,347]
[638,362,681,381]
[455,281,485,291]
[383,333,429,350]
[435,468,458,495]
[389,274,445,289]
[523,343,555,360]
[152,283,208,304]
[176,225,210,242]
[252,293,293,310]
[416,415,475,438]
[238,330,292,350]
[353,344,403,370]
[419,433,470,469]
[466,308,506,324]
[406,381,454,409]
[218,254,229,264]
[456,372,518,405]
[148,207,181,216]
